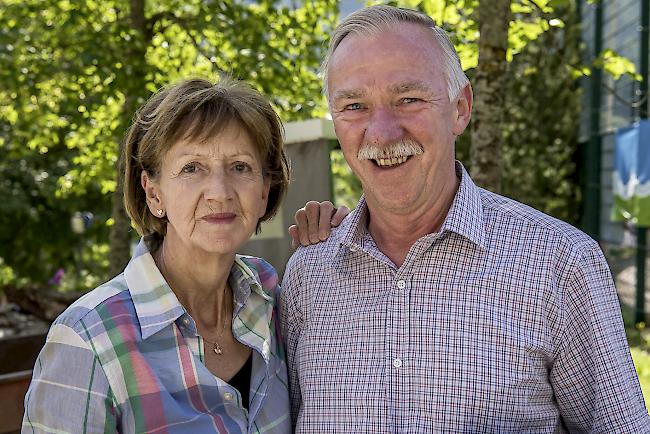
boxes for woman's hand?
[289,201,350,248]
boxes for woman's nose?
[202,169,233,201]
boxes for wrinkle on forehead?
[332,88,366,101]
[175,147,257,160]
[388,80,433,94]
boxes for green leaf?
[595,48,642,81]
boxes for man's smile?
[373,156,409,167]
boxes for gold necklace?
[201,294,233,356]
[202,317,230,355]
[202,335,225,355]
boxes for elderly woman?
[23,78,341,433]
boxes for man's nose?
[364,107,403,146]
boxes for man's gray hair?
[322,5,469,101]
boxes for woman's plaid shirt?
[23,239,290,433]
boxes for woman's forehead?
[165,123,259,159]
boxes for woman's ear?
[141,170,165,218]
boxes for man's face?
[327,23,471,216]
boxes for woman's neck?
[154,237,234,329]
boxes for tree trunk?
[470,0,511,193]
[107,0,147,278]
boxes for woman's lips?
[202,213,237,223]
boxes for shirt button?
[396,280,406,289]
[349,244,358,252]
[182,318,190,326]
[224,392,233,400]
[393,358,402,368]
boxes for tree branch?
[601,81,647,108]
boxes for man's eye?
[345,102,362,111]
[402,97,420,104]
[181,163,198,174]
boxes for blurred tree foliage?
[0,0,337,286]
[501,2,583,224]
[453,0,587,224]
[331,148,362,210]
[0,0,640,289]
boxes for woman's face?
[142,122,270,257]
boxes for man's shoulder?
[288,225,346,268]
[478,188,597,251]
[283,226,347,299]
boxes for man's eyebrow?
[389,81,432,94]
[332,88,365,101]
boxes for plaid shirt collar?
[124,238,273,360]
[334,161,486,257]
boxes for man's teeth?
[375,156,408,167]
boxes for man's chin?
[365,193,418,215]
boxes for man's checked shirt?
[280,163,649,433]
[23,238,290,433]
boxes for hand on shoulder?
[288,201,350,248]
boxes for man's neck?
[366,175,460,268]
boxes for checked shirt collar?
[333,161,487,261]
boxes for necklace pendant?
[214,343,223,355]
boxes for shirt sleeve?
[279,252,306,429]
[550,243,650,432]
[22,322,118,433]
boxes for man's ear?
[141,170,164,217]
[452,83,473,136]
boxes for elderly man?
[280,4,649,433]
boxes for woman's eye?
[233,162,252,173]
[181,163,198,174]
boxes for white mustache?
[357,139,424,161]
